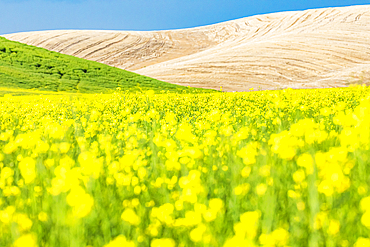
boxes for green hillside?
[0,37,212,94]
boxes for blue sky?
[0,0,369,35]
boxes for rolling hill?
[0,37,210,94]
[3,5,370,91]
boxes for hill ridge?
[4,4,370,91]
[0,37,207,94]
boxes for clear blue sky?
[1,0,369,35]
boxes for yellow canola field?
[1,87,370,247]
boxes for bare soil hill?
[4,5,370,91]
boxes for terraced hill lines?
[4,5,370,91]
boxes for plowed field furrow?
[83,35,129,59]
[71,33,121,56]
[3,5,370,91]
[57,37,94,53]
[34,32,74,47]
[48,35,92,51]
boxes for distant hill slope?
[4,5,370,91]
[0,37,208,94]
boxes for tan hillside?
[3,5,370,91]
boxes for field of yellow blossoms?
[1,86,370,247]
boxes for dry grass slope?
[4,5,370,91]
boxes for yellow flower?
[78,152,102,179]
[318,180,334,197]
[234,186,243,196]
[3,142,17,154]
[1,167,14,180]
[256,183,267,196]
[18,157,36,184]
[268,131,298,160]
[361,211,370,228]
[44,159,55,168]
[134,186,142,195]
[297,153,314,174]
[190,224,206,242]
[292,169,306,184]
[241,166,251,178]
[313,212,327,230]
[66,187,94,218]
[10,186,20,196]
[237,210,261,239]
[138,167,147,179]
[104,235,135,247]
[151,238,176,247]
[46,123,65,139]
[175,200,183,211]
[13,234,37,247]
[209,198,224,212]
[327,219,340,235]
[203,210,217,222]
[184,211,202,226]
[121,208,140,225]
[223,236,252,247]
[152,203,174,225]
[237,143,259,165]
[14,213,33,232]
[175,123,196,143]
[288,190,299,199]
[234,183,250,196]
[259,233,275,246]
[354,237,370,247]
[59,142,71,153]
[360,196,370,212]
[271,228,289,245]
[38,212,48,222]
[0,207,14,224]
